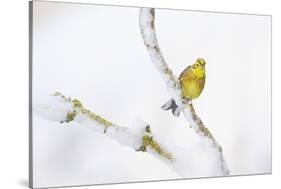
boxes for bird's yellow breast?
[179,64,206,100]
[180,78,205,99]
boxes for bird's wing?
[178,65,192,80]
[198,76,206,92]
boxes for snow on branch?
[34,92,228,177]
[139,8,230,175]
[35,92,173,161]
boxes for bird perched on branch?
[162,58,206,117]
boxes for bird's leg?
[182,97,192,105]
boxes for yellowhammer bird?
[161,58,206,116]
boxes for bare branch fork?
[34,8,230,177]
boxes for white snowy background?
[32,1,271,188]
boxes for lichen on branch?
[39,92,173,161]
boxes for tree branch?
[35,92,173,161]
[139,8,230,175]
[34,91,227,177]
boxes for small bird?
[162,58,206,117]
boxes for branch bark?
[139,8,230,175]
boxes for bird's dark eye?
[197,58,206,65]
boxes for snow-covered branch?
[35,92,173,160]
[139,8,230,175]
[35,92,228,177]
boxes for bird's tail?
[161,99,181,117]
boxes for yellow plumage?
[162,58,206,116]
[179,58,206,100]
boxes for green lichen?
[72,99,83,108]
[66,111,77,123]
[80,108,112,127]
[53,92,71,102]
[53,94,112,128]
[64,99,83,123]
[139,135,173,160]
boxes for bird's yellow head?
[191,58,206,78]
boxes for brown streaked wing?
[178,65,192,80]
[197,76,206,94]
